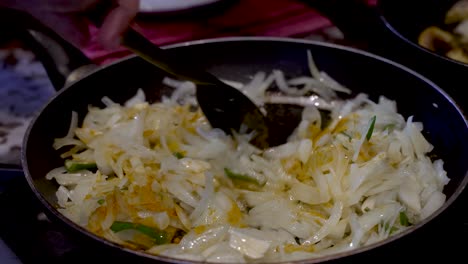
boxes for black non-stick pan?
[5,7,468,264]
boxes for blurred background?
[0,0,372,166]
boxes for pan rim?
[21,36,468,264]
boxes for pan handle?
[0,7,97,91]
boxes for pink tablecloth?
[84,0,335,64]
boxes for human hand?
[1,0,139,49]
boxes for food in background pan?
[418,0,468,63]
[46,52,449,263]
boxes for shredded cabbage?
[46,51,449,263]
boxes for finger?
[98,0,139,50]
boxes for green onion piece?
[383,124,396,132]
[224,168,261,185]
[340,131,352,141]
[399,212,411,226]
[365,116,377,141]
[97,199,105,205]
[110,221,170,245]
[173,152,184,159]
[65,160,97,173]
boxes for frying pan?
[309,0,467,111]
[5,7,468,264]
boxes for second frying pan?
[309,0,468,111]
[377,0,468,108]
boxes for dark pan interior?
[22,38,468,263]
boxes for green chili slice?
[65,160,97,173]
[173,152,185,159]
[399,212,411,226]
[224,168,260,185]
[110,221,171,245]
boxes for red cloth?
[83,0,333,65]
